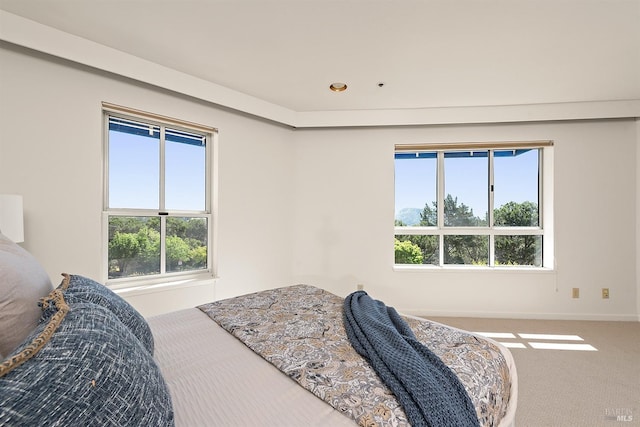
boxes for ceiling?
[1,0,639,125]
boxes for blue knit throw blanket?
[343,291,480,427]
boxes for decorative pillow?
[0,232,53,358]
[42,274,154,354]
[0,289,174,426]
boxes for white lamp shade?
[0,195,24,243]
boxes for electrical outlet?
[602,288,609,299]
[572,288,580,298]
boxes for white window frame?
[101,102,218,287]
[394,141,554,269]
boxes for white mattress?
[149,307,517,427]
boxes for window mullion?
[437,152,445,266]
[489,150,495,266]
[158,127,167,274]
[489,150,494,228]
[159,127,166,212]
[437,151,445,227]
[489,234,495,267]
[160,215,167,275]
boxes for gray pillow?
[0,232,53,358]
[0,289,175,426]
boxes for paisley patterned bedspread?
[198,285,512,427]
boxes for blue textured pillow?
[43,274,154,354]
[0,290,174,426]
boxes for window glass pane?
[108,118,160,209]
[166,217,208,273]
[394,153,436,226]
[444,152,488,226]
[395,235,438,265]
[165,129,206,211]
[495,235,542,266]
[443,235,488,265]
[494,149,539,226]
[108,216,160,278]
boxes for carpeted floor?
[428,317,640,427]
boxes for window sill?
[110,274,217,298]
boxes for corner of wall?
[636,117,640,322]
[636,118,640,321]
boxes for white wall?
[0,43,294,316]
[291,121,638,320]
[1,42,638,320]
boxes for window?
[103,103,217,283]
[394,141,553,268]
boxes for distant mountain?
[395,208,421,226]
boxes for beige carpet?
[428,317,640,427]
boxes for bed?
[151,285,518,427]
[0,233,517,427]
